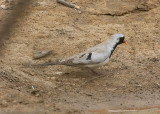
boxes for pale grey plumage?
[34,34,127,68]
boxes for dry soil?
[0,0,160,113]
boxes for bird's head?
[112,34,128,45]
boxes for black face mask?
[118,37,125,45]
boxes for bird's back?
[60,40,112,67]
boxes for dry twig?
[57,0,80,9]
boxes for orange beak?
[123,40,128,45]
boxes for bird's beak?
[123,40,128,45]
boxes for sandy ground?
[0,0,160,113]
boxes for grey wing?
[60,42,110,66]
[61,50,109,66]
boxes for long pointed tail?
[36,60,60,66]
[22,60,61,68]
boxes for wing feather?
[60,41,111,66]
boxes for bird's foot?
[76,74,105,93]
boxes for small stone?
[35,94,40,97]
[1,5,6,9]
[31,86,35,90]
[85,93,92,96]
[53,72,63,75]
[74,5,80,9]
[51,77,56,80]
[37,2,47,6]
[33,50,52,59]
[78,10,82,14]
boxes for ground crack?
[89,5,157,16]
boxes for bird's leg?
[76,68,105,93]
[87,68,103,76]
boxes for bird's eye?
[120,37,125,40]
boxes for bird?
[31,33,128,74]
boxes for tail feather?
[22,60,61,68]
[36,60,60,66]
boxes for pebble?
[1,100,8,107]
[51,77,56,80]
[37,2,47,6]
[53,72,63,75]
[33,50,51,59]
[1,5,6,10]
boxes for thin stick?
[57,0,80,9]
[76,75,105,93]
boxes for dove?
[28,33,128,89]
[35,34,128,67]
[32,33,128,73]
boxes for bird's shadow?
[58,68,111,86]
[58,66,124,83]
[62,69,94,79]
